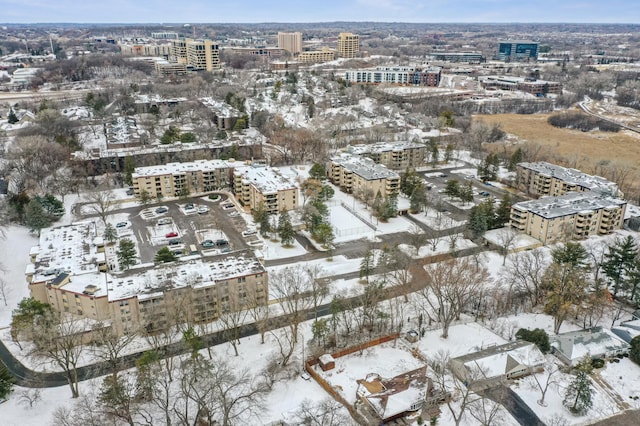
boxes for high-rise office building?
[337,32,360,58]
[277,32,302,55]
[498,41,538,61]
[186,39,220,71]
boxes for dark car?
[155,207,169,214]
[201,239,215,248]
[168,239,181,245]
[215,239,229,247]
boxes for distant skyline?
[1,0,639,24]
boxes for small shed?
[319,354,335,371]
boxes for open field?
[477,112,640,197]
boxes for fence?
[305,332,401,426]
[339,201,377,231]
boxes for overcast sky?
[1,0,639,23]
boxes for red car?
[165,232,178,238]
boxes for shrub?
[515,328,551,353]
[630,335,640,365]
[591,358,605,369]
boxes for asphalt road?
[481,385,545,426]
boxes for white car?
[242,229,257,237]
[198,206,209,214]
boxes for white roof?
[234,165,298,194]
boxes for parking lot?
[106,193,257,265]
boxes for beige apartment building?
[26,222,268,336]
[517,162,619,197]
[233,166,299,214]
[277,32,302,55]
[169,38,220,71]
[337,32,360,58]
[328,153,400,200]
[132,159,244,198]
[298,48,336,63]
[347,141,427,170]
[509,192,626,244]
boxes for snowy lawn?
[513,365,620,425]
[398,233,476,259]
[599,358,640,408]
[262,237,307,260]
[313,341,425,405]
[409,207,464,230]
[413,322,508,360]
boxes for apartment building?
[169,38,220,71]
[478,76,562,96]
[346,141,427,170]
[200,97,244,130]
[327,153,400,200]
[154,60,188,76]
[337,32,360,58]
[120,43,171,57]
[27,225,267,336]
[132,159,245,198]
[298,48,336,63]
[277,32,302,55]
[516,162,619,197]
[509,192,626,244]
[428,52,484,63]
[233,165,299,214]
[345,66,441,87]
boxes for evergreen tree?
[602,236,638,296]
[468,205,489,239]
[563,357,594,415]
[495,194,512,227]
[277,210,295,246]
[360,249,374,283]
[444,179,460,198]
[25,199,52,235]
[444,143,454,163]
[252,202,271,236]
[409,182,427,213]
[508,147,524,171]
[7,108,18,124]
[0,364,14,399]
[309,163,326,180]
[116,239,137,270]
[154,247,177,263]
[630,335,640,365]
[459,182,474,205]
[123,156,135,187]
[103,223,118,245]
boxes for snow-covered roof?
[519,161,619,195]
[331,153,399,181]
[512,191,626,220]
[199,97,242,118]
[132,159,247,179]
[58,250,265,302]
[28,221,106,284]
[552,327,630,363]
[357,367,428,420]
[463,342,546,379]
[234,165,298,194]
[346,140,425,156]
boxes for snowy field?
[398,233,476,259]
[410,207,465,230]
[413,322,508,359]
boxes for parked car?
[222,203,235,210]
[242,229,257,237]
[126,188,135,196]
[228,211,240,217]
[185,203,195,210]
[198,206,209,214]
[115,221,128,228]
[155,207,169,214]
[201,240,215,248]
[215,239,228,247]
[479,191,491,197]
[157,218,172,226]
[165,231,178,238]
[168,239,181,246]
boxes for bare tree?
[219,300,248,357]
[90,323,138,379]
[83,190,116,225]
[407,224,427,257]
[420,257,488,338]
[530,362,561,407]
[31,313,84,398]
[0,276,10,307]
[269,266,316,344]
[292,398,353,425]
[495,227,519,265]
[501,249,547,307]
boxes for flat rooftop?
[331,153,399,181]
[346,140,425,155]
[28,221,106,284]
[234,165,298,194]
[59,250,265,302]
[132,159,247,179]
[513,191,626,219]
[519,161,618,194]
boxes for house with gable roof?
[551,326,629,366]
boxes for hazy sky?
[1,0,639,23]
